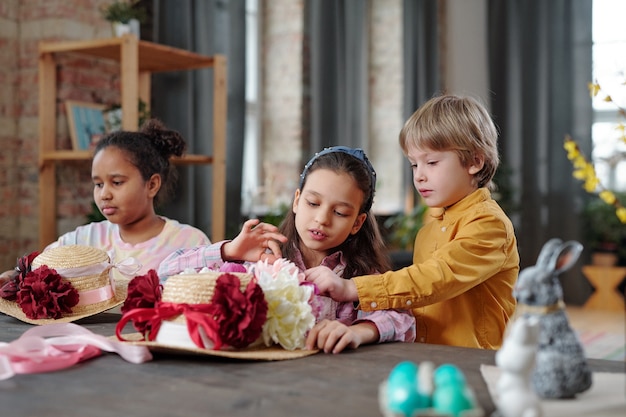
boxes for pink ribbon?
[0,323,152,380]
[75,286,114,307]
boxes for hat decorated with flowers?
[115,259,320,361]
[0,245,137,325]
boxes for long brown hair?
[279,148,391,278]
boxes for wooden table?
[0,313,623,417]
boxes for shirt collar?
[430,188,490,221]
[291,245,346,272]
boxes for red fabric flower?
[17,251,40,281]
[122,269,163,333]
[210,273,268,348]
[17,265,79,320]
[0,251,40,301]
[0,279,19,301]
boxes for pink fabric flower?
[17,265,79,320]
[219,262,248,273]
[0,279,19,301]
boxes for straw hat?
[116,272,318,361]
[0,245,128,324]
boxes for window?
[242,0,261,216]
[592,0,626,191]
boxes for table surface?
[0,313,624,417]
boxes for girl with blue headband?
[158,146,416,353]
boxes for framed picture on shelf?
[65,101,107,151]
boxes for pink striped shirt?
[47,217,210,277]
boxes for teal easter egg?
[388,361,419,387]
[433,363,466,387]
[432,385,474,417]
[385,361,429,416]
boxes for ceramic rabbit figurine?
[513,238,592,399]
[493,315,543,417]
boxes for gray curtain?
[488,0,593,304]
[303,0,370,160]
[402,0,440,121]
[304,0,440,198]
[151,0,246,238]
[402,0,441,203]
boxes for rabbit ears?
[535,238,583,275]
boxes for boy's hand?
[222,219,287,263]
[305,319,378,353]
[304,265,358,302]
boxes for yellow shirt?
[354,188,518,349]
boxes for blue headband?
[298,146,377,212]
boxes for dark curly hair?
[93,119,186,207]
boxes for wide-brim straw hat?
[116,272,318,361]
[0,245,128,325]
[117,333,318,361]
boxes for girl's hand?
[222,219,287,263]
[305,319,379,354]
[304,265,358,302]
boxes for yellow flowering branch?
[588,81,626,145]
[563,79,626,224]
[562,80,626,224]
[564,129,626,223]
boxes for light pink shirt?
[47,217,210,276]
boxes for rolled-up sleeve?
[355,309,416,343]
[157,241,228,280]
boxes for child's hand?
[305,319,378,353]
[304,265,358,302]
[222,219,287,263]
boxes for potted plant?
[100,0,146,37]
[565,80,626,266]
[582,192,626,266]
[103,99,151,132]
[383,203,428,269]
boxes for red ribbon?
[116,302,224,350]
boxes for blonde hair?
[399,94,500,189]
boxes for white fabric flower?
[252,259,315,350]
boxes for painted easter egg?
[385,361,430,416]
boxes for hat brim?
[0,281,128,325]
[116,332,319,361]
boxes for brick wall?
[0,0,21,270]
[260,0,304,210]
[0,0,117,271]
[369,0,403,213]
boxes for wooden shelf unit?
[38,34,227,248]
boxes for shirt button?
[406,300,412,306]
[370,301,377,308]
[441,226,446,232]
